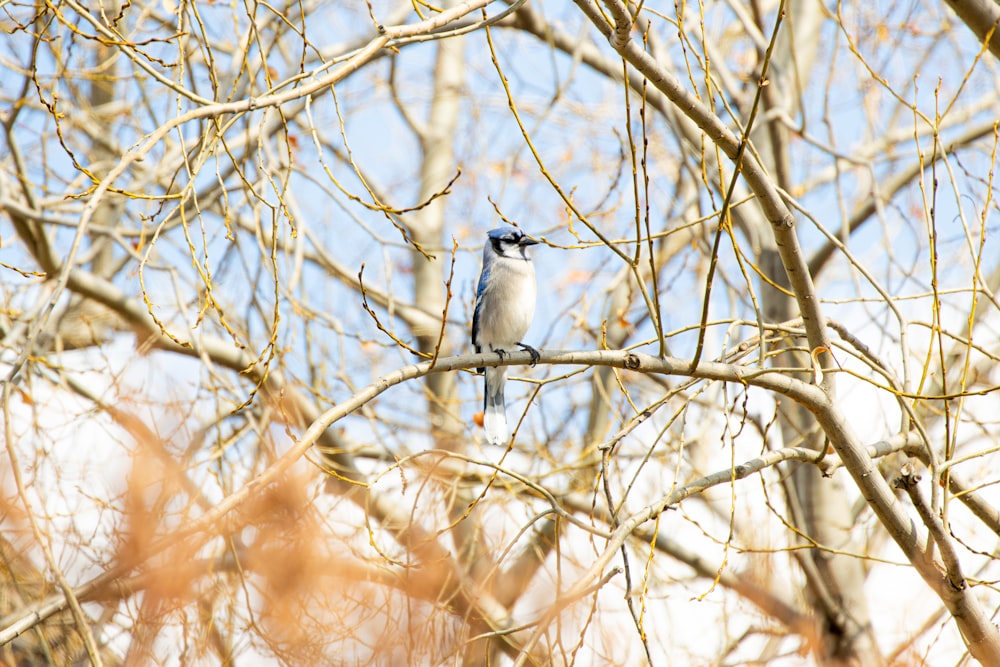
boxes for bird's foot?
[518,343,540,367]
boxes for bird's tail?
[483,367,508,445]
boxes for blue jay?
[472,227,540,445]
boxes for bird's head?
[487,226,539,260]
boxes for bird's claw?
[518,343,540,367]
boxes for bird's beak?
[519,235,540,247]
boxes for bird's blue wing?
[472,262,490,372]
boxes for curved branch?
[808,118,999,278]
[943,0,1000,59]
[570,0,832,375]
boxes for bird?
[472,226,540,445]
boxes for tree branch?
[943,0,1000,59]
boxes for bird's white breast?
[477,257,536,349]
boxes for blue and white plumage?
[472,227,540,445]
